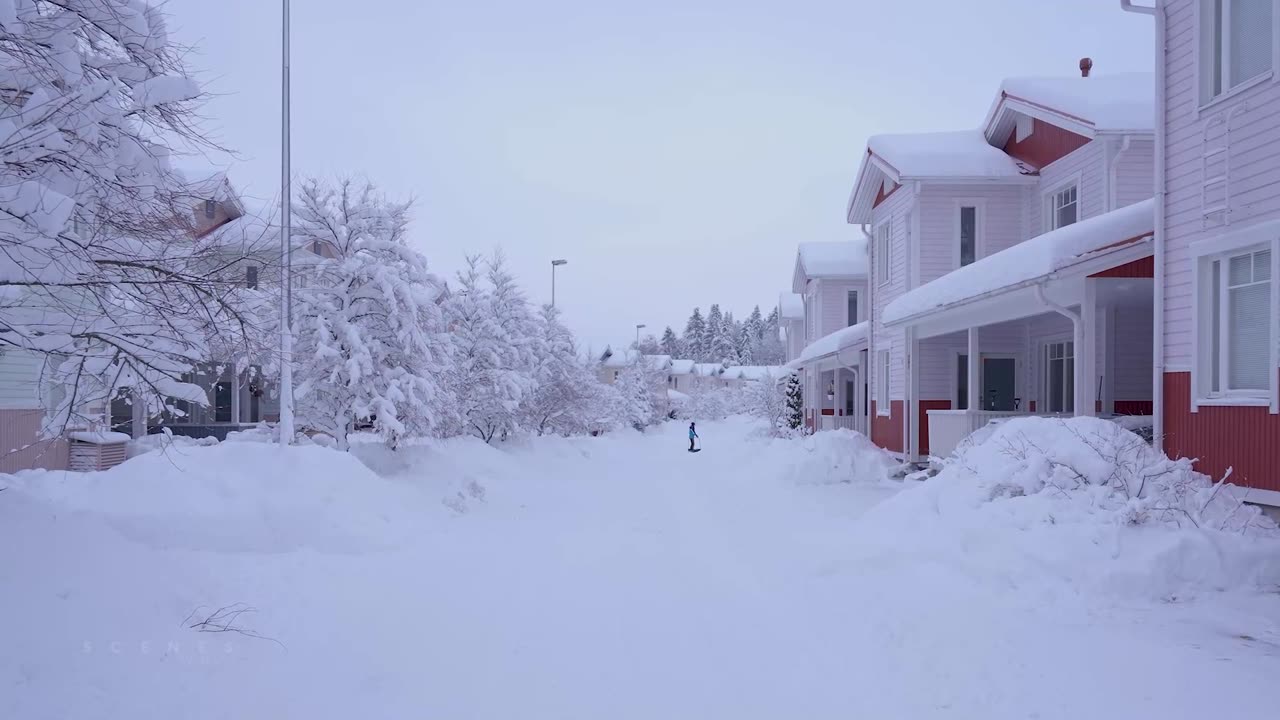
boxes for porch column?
[1101,304,1115,415]
[231,368,242,425]
[131,394,146,439]
[1077,280,1097,417]
[967,327,980,412]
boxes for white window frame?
[876,220,891,287]
[953,200,984,268]
[1197,0,1277,108]
[1041,339,1076,414]
[1190,223,1280,413]
[876,350,890,416]
[1043,177,1081,232]
[846,289,859,326]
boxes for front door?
[982,357,1016,411]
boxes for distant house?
[692,363,725,390]
[785,241,870,433]
[720,365,793,389]
[669,359,697,392]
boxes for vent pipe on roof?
[1079,57,1094,77]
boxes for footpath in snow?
[2,416,1278,719]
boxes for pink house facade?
[847,71,1158,459]
[1123,0,1280,503]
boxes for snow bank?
[857,416,1280,600]
[781,428,895,487]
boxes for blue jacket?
[688,427,697,439]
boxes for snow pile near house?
[782,428,894,487]
[857,416,1280,600]
[126,429,218,458]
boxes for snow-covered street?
[3,418,1278,719]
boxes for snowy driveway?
[2,418,1277,718]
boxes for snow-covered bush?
[743,373,799,437]
[519,306,607,436]
[676,387,737,421]
[947,416,1278,535]
[290,179,452,450]
[610,361,668,429]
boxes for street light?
[635,323,646,348]
[551,259,567,309]
[277,0,295,445]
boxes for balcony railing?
[926,409,1059,458]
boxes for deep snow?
[2,417,1278,719]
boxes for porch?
[788,323,870,435]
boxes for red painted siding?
[1001,117,1090,169]
[1090,256,1154,279]
[1114,400,1154,416]
[918,400,951,456]
[1163,372,1280,492]
[871,400,904,453]
[873,181,901,209]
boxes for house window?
[956,354,969,411]
[847,290,859,326]
[204,199,217,219]
[245,265,258,290]
[214,381,233,423]
[1045,341,1075,413]
[312,239,322,256]
[844,380,855,416]
[876,350,890,414]
[1205,247,1272,394]
[1048,185,1078,231]
[877,221,891,286]
[958,206,977,266]
[1201,0,1274,102]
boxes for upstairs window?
[877,350,890,413]
[204,199,217,219]
[245,265,259,290]
[846,290,859,326]
[1048,185,1078,231]
[877,221,891,286]
[1201,0,1274,103]
[958,206,977,266]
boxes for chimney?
[1079,57,1093,77]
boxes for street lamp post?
[635,323,646,348]
[277,0,295,445]
[551,259,567,309]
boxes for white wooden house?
[778,292,806,363]
[786,241,870,433]
[1120,0,1280,505]
[847,70,1156,459]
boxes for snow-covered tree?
[444,252,539,442]
[745,372,795,437]
[683,308,707,362]
[290,179,450,449]
[753,308,786,365]
[659,326,682,357]
[519,305,603,436]
[0,1,258,433]
[784,373,803,430]
[611,358,668,429]
[636,333,661,355]
[707,305,735,363]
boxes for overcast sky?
[165,0,1153,354]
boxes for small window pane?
[1255,250,1271,281]
[1228,282,1271,390]
[959,207,976,266]
[1229,253,1253,285]
[847,291,858,327]
[1211,260,1222,392]
[1230,0,1273,87]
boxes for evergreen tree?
[636,333,661,355]
[660,326,683,357]
[519,305,601,436]
[683,307,707,361]
[745,306,765,342]
[785,374,804,430]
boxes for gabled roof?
[694,363,724,377]
[883,198,1154,326]
[721,366,793,381]
[792,240,868,292]
[779,292,804,322]
[983,73,1154,143]
[847,130,1036,224]
[670,359,696,375]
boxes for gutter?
[1120,0,1165,451]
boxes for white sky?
[165,0,1154,353]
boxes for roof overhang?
[886,236,1153,339]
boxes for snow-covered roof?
[175,166,236,203]
[883,198,1154,325]
[787,322,869,369]
[600,348,636,368]
[670,359,696,375]
[642,354,672,371]
[796,240,868,280]
[985,73,1154,140]
[779,292,804,322]
[722,365,793,382]
[68,430,130,445]
[867,130,1033,181]
[694,363,724,377]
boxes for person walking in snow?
[688,422,699,451]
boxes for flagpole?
[278,0,295,444]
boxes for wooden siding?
[870,184,916,404]
[0,409,68,473]
[918,400,951,455]
[817,279,866,337]
[919,332,966,401]
[1090,256,1154,278]
[1029,140,1105,234]
[917,184,1028,286]
[0,349,43,409]
[1114,138,1155,209]
[1163,0,1280,371]
[871,400,903,453]
[1163,372,1280,492]
[1001,117,1090,169]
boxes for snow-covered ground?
[2,417,1278,719]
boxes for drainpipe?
[1108,135,1133,212]
[1036,284,1087,415]
[861,223,876,431]
[1121,0,1165,451]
